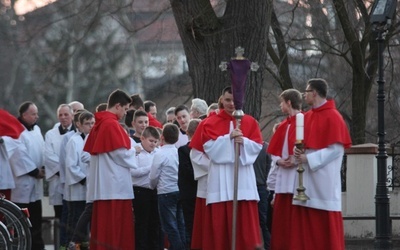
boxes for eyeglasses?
[303,89,314,94]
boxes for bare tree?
[170,0,272,120]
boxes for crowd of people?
[0,77,351,250]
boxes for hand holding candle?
[296,113,304,141]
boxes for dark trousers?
[15,200,44,250]
[67,201,86,244]
[158,191,186,250]
[267,190,274,233]
[181,197,196,247]
[257,185,271,250]
[59,200,69,246]
[71,203,92,243]
[133,187,162,250]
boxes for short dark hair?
[222,86,232,95]
[73,109,87,123]
[307,78,328,98]
[144,100,156,113]
[142,126,160,140]
[174,104,189,116]
[95,103,108,112]
[108,89,132,108]
[18,101,34,116]
[134,110,148,121]
[279,89,303,110]
[130,94,144,109]
[187,119,201,137]
[162,123,179,144]
[79,111,94,124]
[124,109,135,127]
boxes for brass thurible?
[293,140,310,201]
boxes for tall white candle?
[296,113,304,141]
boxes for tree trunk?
[170,0,271,120]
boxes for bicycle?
[0,194,32,250]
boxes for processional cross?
[219,46,259,250]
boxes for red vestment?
[0,109,24,139]
[304,100,352,150]
[279,100,350,250]
[84,111,135,250]
[200,110,262,250]
[267,114,298,156]
[148,113,163,128]
[83,111,130,155]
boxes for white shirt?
[131,144,157,188]
[149,144,179,194]
[175,130,188,149]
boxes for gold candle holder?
[293,140,310,201]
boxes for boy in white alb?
[65,111,94,248]
[149,123,186,250]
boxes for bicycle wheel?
[0,221,12,250]
[0,198,32,250]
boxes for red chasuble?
[0,109,24,139]
[201,109,262,145]
[267,114,299,157]
[148,113,163,128]
[304,100,352,149]
[83,111,130,155]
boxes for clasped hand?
[230,128,243,144]
[294,146,307,163]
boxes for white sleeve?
[148,152,164,189]
[306,143,344,171]
[44,131,60,179]
[108,147,138,169]
[204,135,261,166]
[65,140,86,185]
[190,149,210,180]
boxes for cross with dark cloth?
[219,46,259,112]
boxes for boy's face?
[141,135,159,152]
[116,103,130,120]
[221,92,235,114]
[80,117,95,135]
[176,109,190,131]
[279,97,291,114]
[132,116,149,135]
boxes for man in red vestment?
[84,89,137,250]
[199,86,263,250]
[293,78,352,250]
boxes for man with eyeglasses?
[294,78,352,250]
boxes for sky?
[14,0,56,15]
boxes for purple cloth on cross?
[228,59,251,110]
